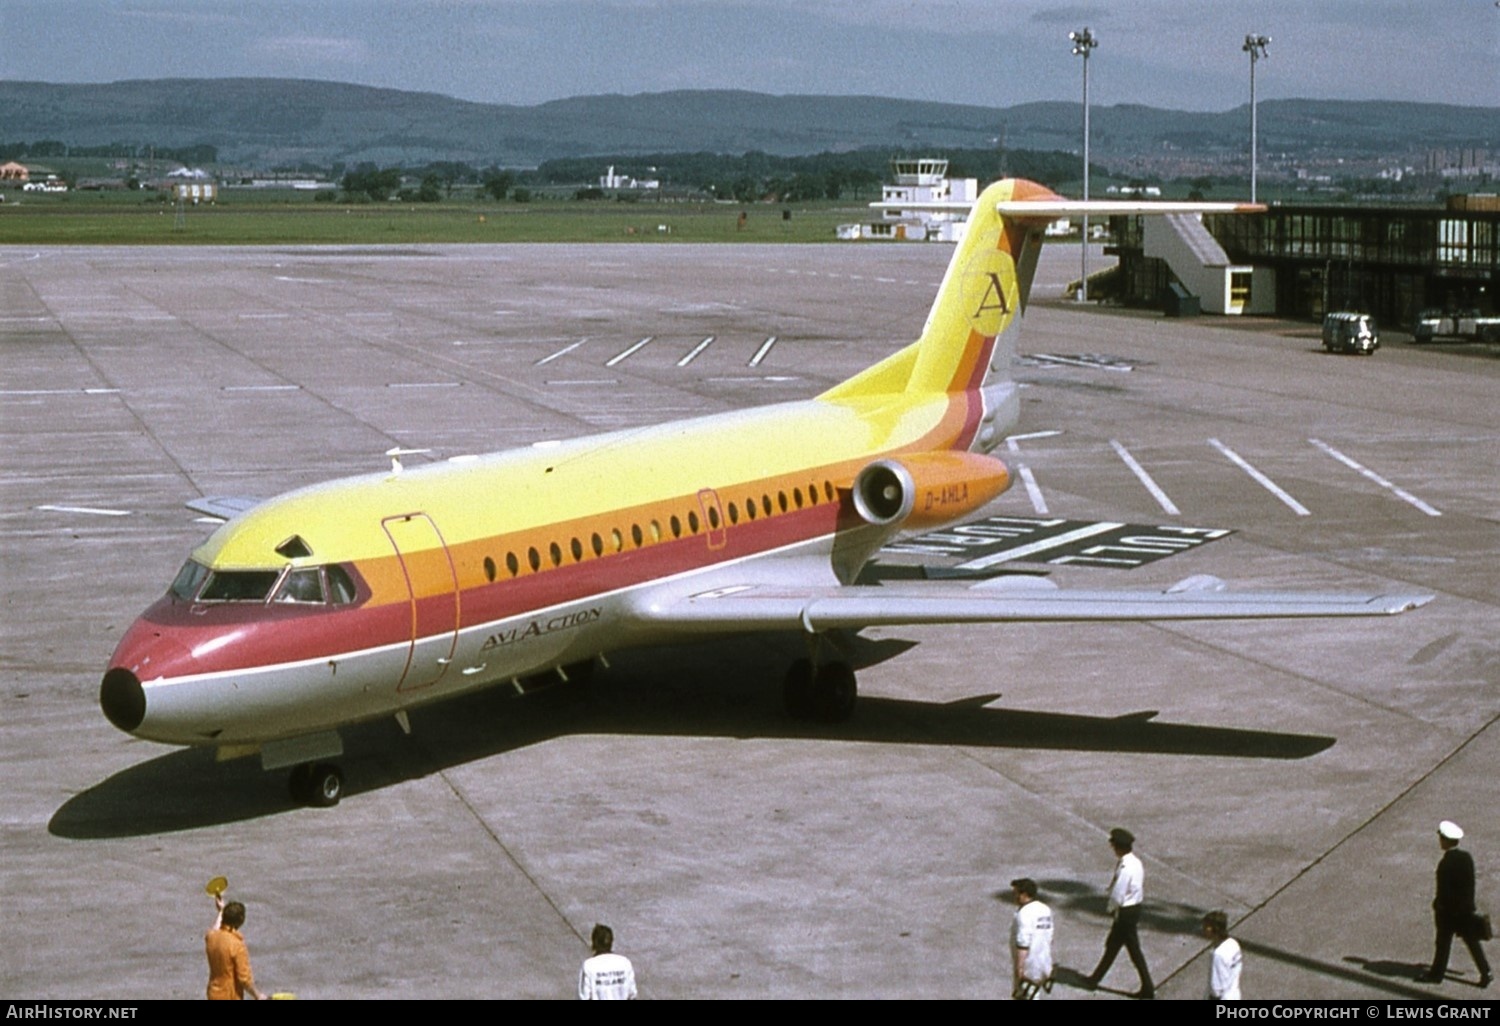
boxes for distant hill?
[0,78,1495,169]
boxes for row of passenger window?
[480,480,838,583]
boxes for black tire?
[287,764,315,804]
[811,661,858,723]
[307,763,344,807]
[783,658,815,719]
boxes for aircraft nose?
[100,667,146,733]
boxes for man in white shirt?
[1202,910,1243,999]
[1086,827,1155,999]
[579,923,637,1000]
[1010,877,1055,999]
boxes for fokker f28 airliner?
[100,179,1431,806]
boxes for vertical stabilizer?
[820,178,1062,452]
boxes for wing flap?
[627,579,1432,634]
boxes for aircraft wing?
[185,496,262,522]
[626,576,1432,634]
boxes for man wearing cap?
[1086,827,1154,999]
[1010,878,1055,1000]
[1417,820,1492,987]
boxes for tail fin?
[819,178,1062,453]
[820,179,1265,449]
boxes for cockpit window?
[199,570,281,602]
[274,568,324,604]
[327,564,358,604]
[170,560,210,602]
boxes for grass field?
[0,191,871,245]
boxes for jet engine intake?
[852,460,915,526]
[852,451,1011,531]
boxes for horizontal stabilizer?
[185,495,262,522]
[870,199,1265,218]
[628,581,1432,634]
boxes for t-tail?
[820,178,1265,455]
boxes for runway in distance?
[99,178,1432,806]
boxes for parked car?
[1322,311,1380,355]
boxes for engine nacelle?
[851,451,1011,531]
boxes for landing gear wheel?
[811,661,857,723]
[783,658,815,719]
[288,762,344,807]
[287,764,314,804]
[307,763,344,807]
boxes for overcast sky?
[2,0,1496,111]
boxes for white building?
[839,158,978,242]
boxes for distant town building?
[838,158,978,242]
[599,165,660,191]
[0,161,29,182]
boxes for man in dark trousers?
[1418,820,1492,987]
[1086,827,1155,999]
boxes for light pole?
[1243,34,1270,203]
[1070,27,1098,302]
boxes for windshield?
[200,569,282,602]
[170,560,361,605]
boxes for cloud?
[249,35,373,68]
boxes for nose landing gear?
[288,763,344,807]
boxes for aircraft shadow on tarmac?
[51,634,1333,839]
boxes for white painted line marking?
[1031,354,1133,372]
[749,336,778,367]
[677,336,715,367]
[1,388,118,396]
[547,379,618,386]
[957,522,1124,570]
[223,385,300,392]
[1210,438,1310,516]
[1309,439,1442,516]
[536,339,585,365]
[605,336,653,367]
[1007,436,1048,515]
[1111,440,1180,516]
[37,505,131,517]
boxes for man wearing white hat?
[1417,820,1491,988]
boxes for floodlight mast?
[1070,27,1098,302]
[1243,34,1270,203]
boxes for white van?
[1322,312,1379,355]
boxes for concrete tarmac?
[2,241,1496,1000]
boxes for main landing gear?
[288,762,344,807]
[782,657,858,723]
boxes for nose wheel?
[288,763,344,807]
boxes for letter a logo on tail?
[959,219,1019,341]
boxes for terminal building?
[1105,199,1500,329]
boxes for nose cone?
[100,667,145,732]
